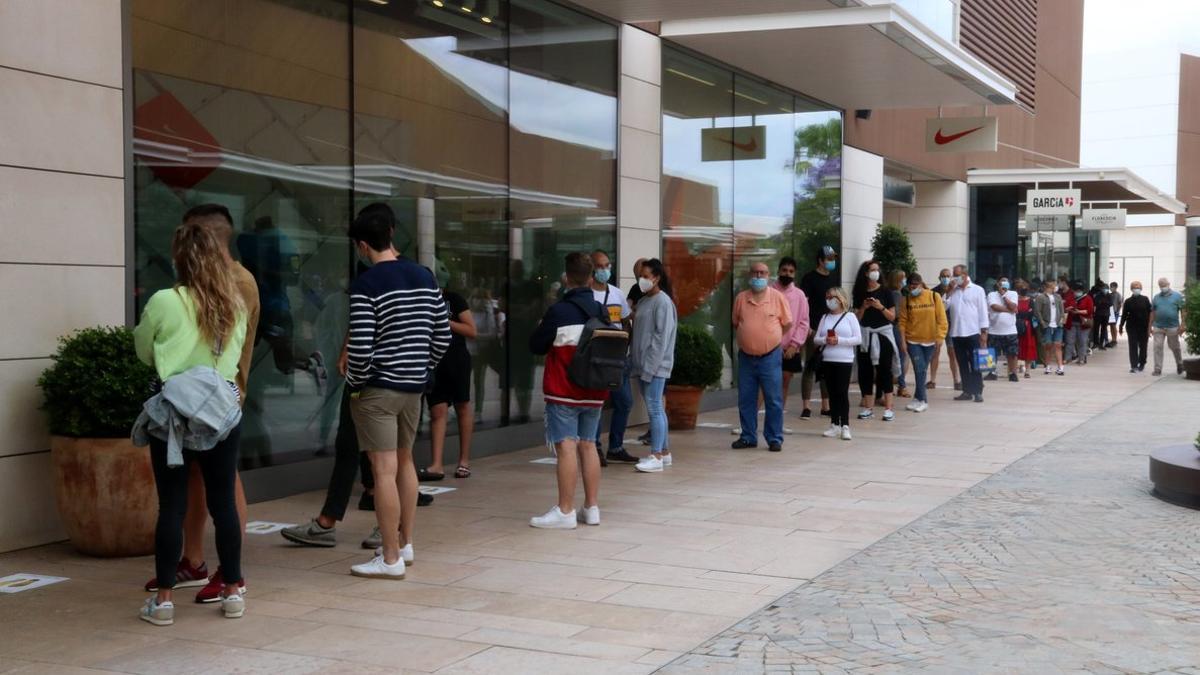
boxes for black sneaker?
[637,432,651,446]
[358,492,375,512]
[820,409,831,417]
[418,493,434,507]
[731,439,757,449]
[1008,373,1018,382]
[954,392,973,401]
[606,448,640,463]
[768,443,782,453]
[800,409,812,420]
[984,373,998,381]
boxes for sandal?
[455,465,471,479]
[417,468,444,482]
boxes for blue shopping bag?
[976,347,997,374]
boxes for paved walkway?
[0,347,1188,674]
[669,375,1200,674]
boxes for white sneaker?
[577,505,600,526]
[840,425,852,441]
[636,456,664,473]
[530,506,577,529]
[730,427,741,436]
[662,453,672,467]
[220,591,245,619]
[783,426,795,435]
[882,409,895,422]
[822,424,840,438]
[857,409,873,420]
[373,543,415,566]
[913,401,929,413]
[350,554,406,580]
[904,401,919,411]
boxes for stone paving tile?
[668,375,1200,673]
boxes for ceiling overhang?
[967,168,1188,217]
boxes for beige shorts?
[349,387,422,452]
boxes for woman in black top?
[852,260,897,421]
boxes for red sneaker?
[195,568,246,604]
[143,558,209,592]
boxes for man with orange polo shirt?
[732,262,793,453]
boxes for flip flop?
[417,468,444,482]
[455,466,471,479]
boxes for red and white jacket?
[528,287,609,408]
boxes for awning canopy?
[967,167,1187,217]
[646,3,1017,110]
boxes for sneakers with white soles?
[730,427,741,436]
[351,554,406,579]
[904,401,919,411]
[220,591,245,618]
[373,543,414,566]
[857,409,873,420]
[577,505,600,526]
[882,409,895,422]
[840,425,852,441]
[530,506,577,529]
[822,424,840,438]
[139,597,174,626]
[912,401,929,413]
[783,426,795,435]
[662,453,672,467]
[635,456,664,473]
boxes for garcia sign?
[1026,189,1081,216]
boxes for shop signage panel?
[1026,189,1082,216]
[701,126,766,161]
[924,116,997,153]
[1080,208,1127,230]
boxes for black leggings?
[856,338,895,397]
[321,385,374,522]
[823,361,854,427]
[150,425,242,587]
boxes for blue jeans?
[638,376,668,454]
[545,403,602,446]
[737,348,783,446]
[597,364,633,451]
[906,343,935,403]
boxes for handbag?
[810,312,848,381]
[976,347,997,374]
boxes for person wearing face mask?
[1108,281,1123,348]
[943,264,989,402]
[852,260,899,421]
[630,260,677,473]
[1034,279,1066,376]
[1150,277,1186,376]
[798,245,840,420]
[814,288,861,440]
[886,270,911,399]
[732,263,793,452]
[985,277,1020,382]
[1014,279,1039,377]
[1119,281,1152,373]
[1064,281,1093,365]
[929,268,962,391]
[588,250,637,466]
[771,257,810,432]
[1089,279,1112,352]
[898,273,947,413]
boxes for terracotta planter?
[50,436,157,557]
[1184,357,1200,381]
[664,384,705,431]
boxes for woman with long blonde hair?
[133,219,247,627]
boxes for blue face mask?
[749,277,769,291]
[909,287,922,297]
[593,267,611,284]
[824,260,836,272]
[1000,281,1010,290]
[939,276,950,287]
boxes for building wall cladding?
[0,0,126,552]
[960,0,1038,111]
[1176,54,1200,224]
[844,0,1083,180]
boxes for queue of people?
[131,206,1187,625]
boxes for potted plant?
[1182,280,1200,380]
[38,326,159,557]
[665,324,723,430]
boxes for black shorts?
[427,352,471,406]
[782,352,805,373]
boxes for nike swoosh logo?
[934,126,985,145]
[716,136,759,153]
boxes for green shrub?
[1184,279,1200,356]
[670,324,723,389]
[871,223,919,278]
[38,326,156,438]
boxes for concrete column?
[0,0,125,552]
[840,146,884,285]
[883,180,970,277]
[616,25,662,289]
[417,196,436,270]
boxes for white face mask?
[1132,288,1142,296]
[1160,285,1170,294]
[638,277,654,293]
[868,270,880,282]
[826,298,840,311]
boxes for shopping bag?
[976,347,997,374]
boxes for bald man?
[731,262,793,453]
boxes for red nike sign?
[715,136,758,153]
[934,125,985,145]
[701,126,766,161]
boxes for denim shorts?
[1040,326,1064,344]
[544,403,602,446]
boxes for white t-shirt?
[1047,300,1059,329]
[593,284,631,328]
[986,290,1018,336]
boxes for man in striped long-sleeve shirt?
[345,204,451,580]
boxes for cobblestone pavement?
[668,377,1200,674]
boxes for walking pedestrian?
[421,275,477,481]
[986,277,1019,382]
[852,261,898,421]
[944,264,989,403]
[528,253,609,528]
[133,217,249,625]
[929,269,962,391]
[630,260,677,473]
[814,288,861,441]
[1034,280,1065,376]
[589,250,637,466]
[345,205,452,579]
[799,245,840,419]
[898,273,947,413]
[1150,277,1187,376]
[732,263,793,452]
[1119,280,1152,373]
[771,257,810,431]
